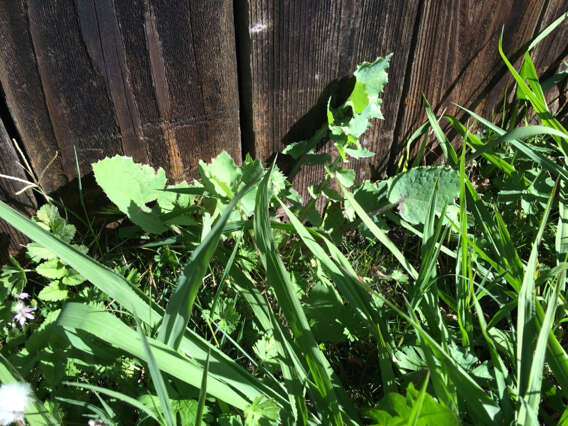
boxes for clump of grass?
[0,14,567,426]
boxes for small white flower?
[13,302,36,327]
[17,293,29,300]
[0,382,31,425]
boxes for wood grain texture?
[245,0,420,197]
[531,2,568,116]
[0,0,241,196]
[0,1,65,193]
[389,0,548,170]
[0,119,37,258]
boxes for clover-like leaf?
[38,281,68,302]
[36,258,67,280]
[34,204,76,242]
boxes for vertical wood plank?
[389,0,548,169]
[0,0,242,199]
[27,0,123,179]
[245,0,420,194]
[0,118,37,258]
[0,1,65,193]
[531,1,568,115]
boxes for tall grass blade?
[137,320,175,426]
[498,31,568,155]
[158,173,261,349]
[0,200,282,405]
[253,167,344,425]
[517,181,563,425]
[516,180,557,398]
[339,183,418,279]
[195,350,210,426]
[408,371,431,426]
[423,96,458,167]
[277,198,396,392]
[457,144,472,346]
[57,303,254,410]
[63,382,160,423]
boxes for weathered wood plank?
[113,0,242,180]
[531,3,568,116]
[389,0,548,170]
[0,118,37,259]
[245,0,420,195]
[0,1,65,193]
[26,0,123,180]
[0,0,241,197]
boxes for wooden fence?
[1,0,567,255]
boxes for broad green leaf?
[349,56,390,118]
[60,268,86,287]
[26,243,57,262]
[366,380,459,426]
[93,156,168,234]
[388,167,460,224]
[244,396,281,426]
[335,168,355,188]
[0,257,27,296]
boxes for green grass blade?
[0,200,279,405]
[518,52,546,106]
[137,320,175,426]
[277,198,396,392]
[518,269,563,425]
[0,200,161,326]
[445,114,518,177]
[527,11,568,51]
[63,382,160,422]
[497,31,568,155]
[254,167,344,425]
[0,354,58,425]
[516,180,557,397]
[423,95,458,167]
[57,303,252,411]
[376,295,501,423]
[339,183,418,279]
[472,296,514,422]
[516,181,560,425]
[158,173,261,349]
[457,144,472,346]
[408,371,431,426]
[195,350,210,426]
[465,123,568,164]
